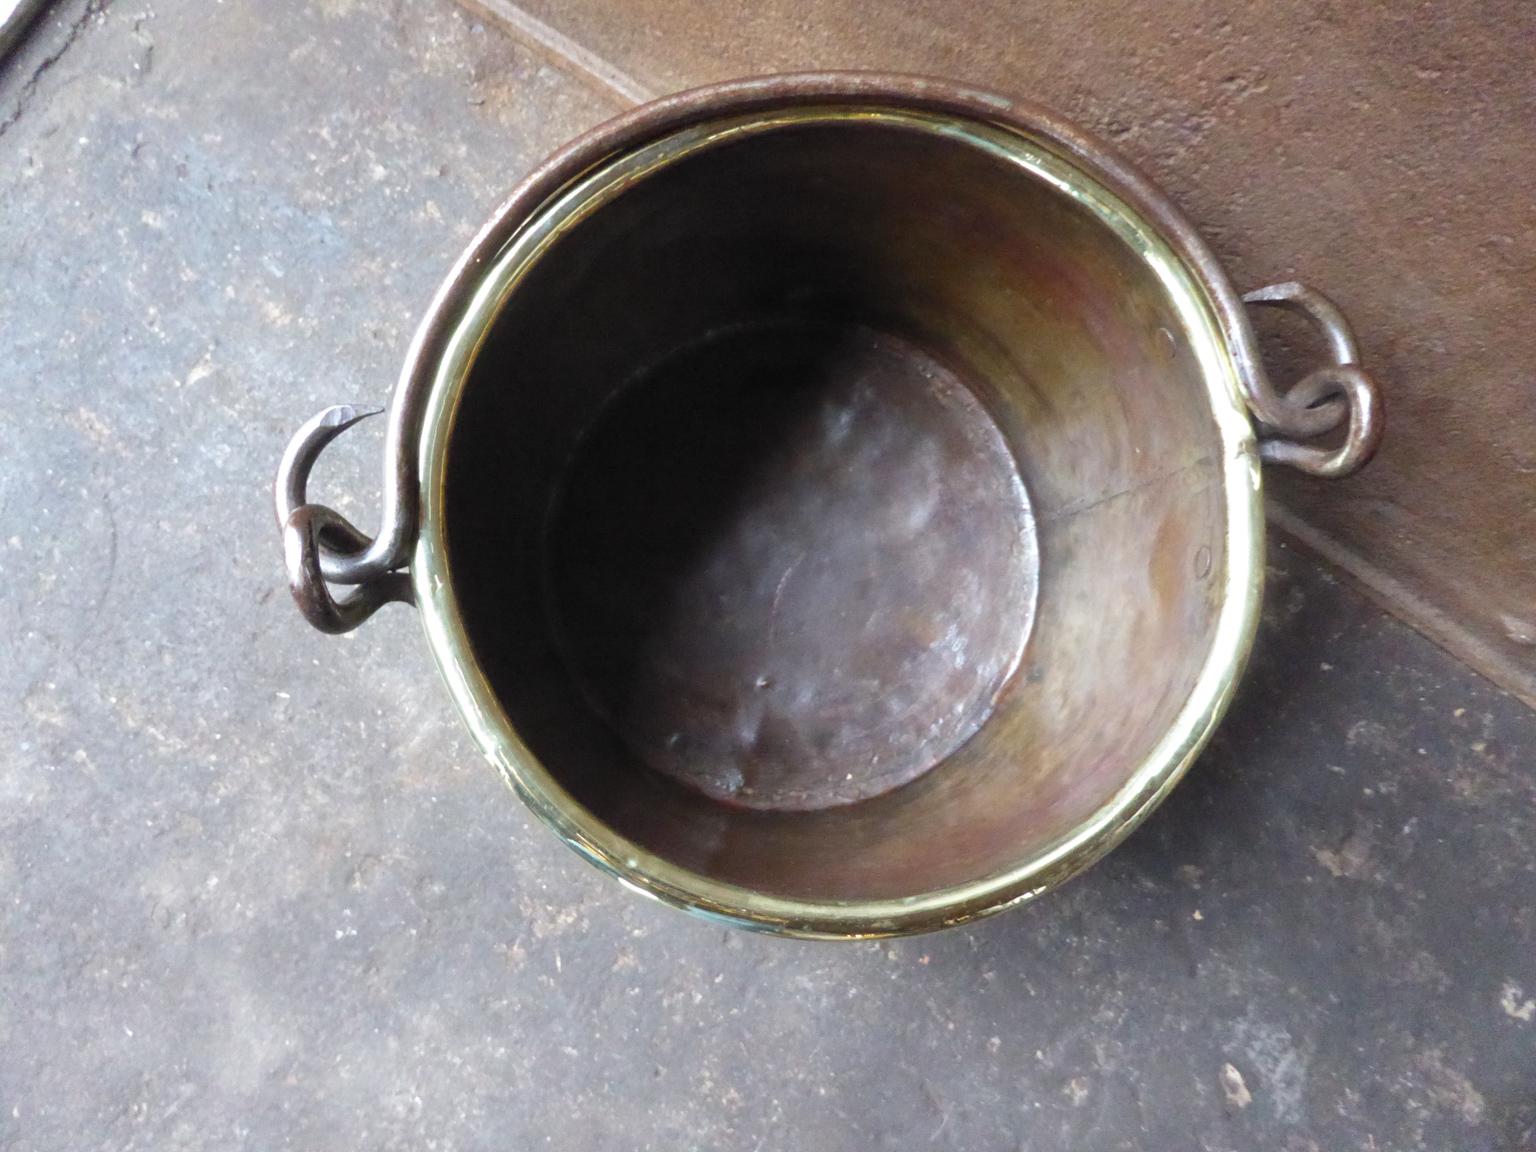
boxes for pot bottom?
[543,318,1039,812]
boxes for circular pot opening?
[441,109,1241,906]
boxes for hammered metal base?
[544,321,1038,811]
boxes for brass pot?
[275,74,1381,938]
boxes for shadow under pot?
[275,74,1382,938]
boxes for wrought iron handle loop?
[274,403,417,633]
[282,504,414,634]
[1238,281,1384,478]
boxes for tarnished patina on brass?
[274,74,1384,937]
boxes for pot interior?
[442,110,1241,904]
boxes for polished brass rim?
[411,88,1264,939]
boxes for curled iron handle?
[283,504,414,634]
[1237,281,1384,479]
[274,403,418,633]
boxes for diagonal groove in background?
[456,0,653,106]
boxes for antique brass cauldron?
[275,74,1381,937]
